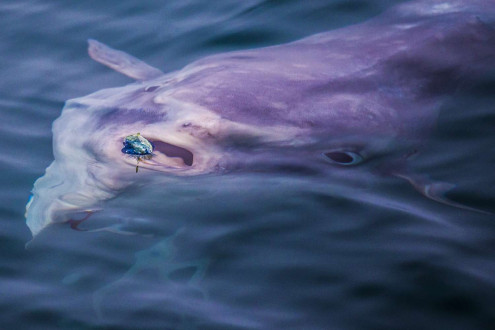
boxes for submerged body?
[26,0,495,236]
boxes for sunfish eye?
[323,150,363,166]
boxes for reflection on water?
[15,171,495,329]
[1,0,495,329]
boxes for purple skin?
[168,1,493,132]
[25,0,495,236]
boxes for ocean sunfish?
[26,0,495,236]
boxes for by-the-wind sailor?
[121,133,153,155]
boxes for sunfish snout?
[25,161,113,236]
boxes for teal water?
[2,0,495,329]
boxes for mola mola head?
[26,0,495,236]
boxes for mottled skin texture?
[173,4,493,136]
[26,0,495,236]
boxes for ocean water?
[1,0,495,329]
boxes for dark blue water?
[2,0,495,329]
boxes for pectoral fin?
[88,39,163,81]
[394,172,492,215]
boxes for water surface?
[1,0,495,329]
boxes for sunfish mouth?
[149,140,194,166]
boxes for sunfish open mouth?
[150,140,194,166]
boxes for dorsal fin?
[88,39,163,81]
